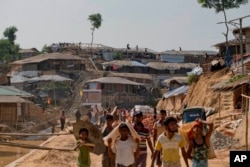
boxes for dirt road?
[6,133,230,167]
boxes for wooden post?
[218,93,221,124]
[241,93,249,151]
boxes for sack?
[178,122,216,159]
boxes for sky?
[0,0,250,52]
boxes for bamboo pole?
[241,93,249,151]
[0,141,74,152]
[0,132,70,136]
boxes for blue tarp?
[163,85,189,99]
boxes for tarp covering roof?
[11,53,83,65]
[163,77,188,85]
[159,50,217,55]
[0,96,30,103]
[211,75,250,91]
[0,86,33,97]
[86,77,143,85]
[10,75,30,83]
[107,72,153,80]
[102,60,147,70]
[28,75,73,82]
[146,62,196,70]
[163,85,189,98]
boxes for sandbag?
[103,122,141,146]
[178,123,216,159]
[73,120,106,155]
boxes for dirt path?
[6,133,230,167]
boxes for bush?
[188,74,200,85]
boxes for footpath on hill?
[7,132,230,167]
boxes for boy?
[102,114,115,167]
[187,118,213,167]
[134,122,154,167]
[153,109,167,167]
[108,123,140,167]
[151,117,189,167]
[74,128,93,167]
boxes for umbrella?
[73,120,106,155]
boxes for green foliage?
[3,26,18,44]
[0,26,19,66]
[188,74,200,85]
[41,82,70,91]
[0,39,20,65]
[113,51,122,60]
[88,13,102,30]
[41,44,48,53]
[227,74,243,83]
[197,0,248,13]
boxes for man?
[153,109,167,167]
[102,114,115,167]
[133,110,144,125]
[151,117,189,167]
[60,111,66,131]
[75,109,81,122]
[100,110,108,128]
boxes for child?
[151,117,189,167]
[74,128,94,167]
[108,123,140,167]
[152,109,167,167]
[102,114,115,167]
[133,122,154,167]
[187,118,213,167]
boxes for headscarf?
[187,121,203,140]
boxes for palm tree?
[88,13,103,56]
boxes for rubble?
[211,130,239,150]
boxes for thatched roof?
[86,77,143,85]
[146,62,196,70]
[11,53,83,65]
[107,72,153,80]
[163,76,188,85]
[211,75,250,91]
[0,96,30,103]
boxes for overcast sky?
[1,0,250,52]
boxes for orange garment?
[187,121,203,140]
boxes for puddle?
[0,140,43,167]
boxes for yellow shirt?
[155,133,185,163]
[153,120,165,137]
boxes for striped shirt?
[136,127,150,154]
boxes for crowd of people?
[72,106,213,167]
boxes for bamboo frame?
[241,93,249,151]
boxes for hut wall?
[220,92,234,113]
[0,103,17,126]
[22,64,37,71]
[246,31,250,53]
[244,62,250,74]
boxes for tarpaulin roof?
[163,85,189,98]
[0,86,33,97]
[28,75,73,82]
[86,77,143,85]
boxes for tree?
[41,44,48,53]
[197,0,248,66]
[88,13,102,55]
[3,26,18,44]
[0,26,20,66]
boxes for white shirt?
[112,137,137,166]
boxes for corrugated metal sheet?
[10,76,29,83]
[0,86,32,97]
[86,77,143,85]
[163,85,189,98]
[11,53,83,65]
[0,96,30,103]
